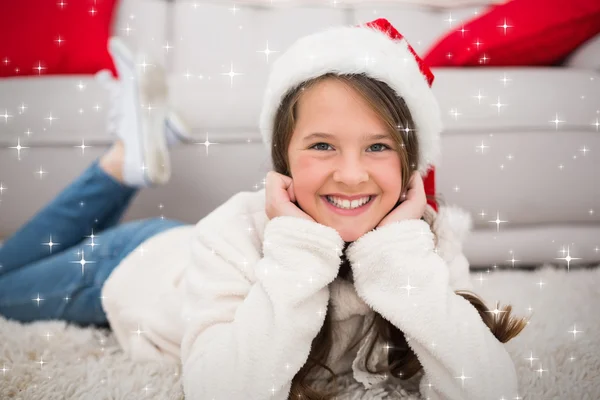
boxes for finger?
[409,171,419,189]
[408,172,424,195]
[414,171,424,189]
[288,181,296,203]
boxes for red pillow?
[0,0,118,77]
[423,0,600,67]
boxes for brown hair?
[270,73,530,399]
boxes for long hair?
[270,73,529,399]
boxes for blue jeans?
[0,159,187,327]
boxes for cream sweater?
[101,188,519,399]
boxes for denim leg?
[0,158,138,276]
[0,217,187,327]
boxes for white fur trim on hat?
[259,23,443,176]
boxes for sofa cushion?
[563,34,600,71]
[422,0,600,66]
[0,0,118,77]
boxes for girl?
[0,20,529,400]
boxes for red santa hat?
[259,18,442,212]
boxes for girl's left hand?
[377,171,427,228]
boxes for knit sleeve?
[346,219,519,400]
[179,215,344,400]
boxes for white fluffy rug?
[1,264,599,399]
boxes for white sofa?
[1,0,599,268]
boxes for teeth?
[326,196,371,209]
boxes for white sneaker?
[102,38,172,187]
[96,71,192,147]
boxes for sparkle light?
[121,24,134,36]
[475,140,489,153]
[132,325,145,337]
[491,97,506,114]
[220,62,244,87]
[550,113,565,130]
[526,351,538,367]
[1,109,12,123]
[195,133,219,156]
[32,293,45,306]
[535,364,548,377]
[568,324,583,339]
[444,13,455,24]
[9,138,30,160]
[500,73,512,87]
[257,41,278,63]
[42,235,60,252]
[70,249,96,274]
[506,254,520,267]
[486,303,507,317]
[555,245,581,271]
[33,61,46,75]
[86,230,99,251]
[136,245,146,256]
[142,385,153,394]
[74,139,91,155]
[472,89,486,104]
[475,272,488,285]
[497,18,513,35]
[449,108,461,120]
[400,277,417,297]
[45,113,58,124]
[137,57,153,72]
[37,356,47,369]
[454,367,472,388]
[36,166,48,179]
[488,211,508,232]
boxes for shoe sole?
[110,39,171,186]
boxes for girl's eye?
[311,142,332,151]
[368,143,390,152]
[309,143,391,152]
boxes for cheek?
[290,155,324,203]
[373,165,403,206]
[295,153,317,172]
[292,154,323,186]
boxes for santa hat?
[259,18,442,212]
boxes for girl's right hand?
[265,171,315,222]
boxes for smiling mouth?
[321,195,377,215]
[325,195,373,208]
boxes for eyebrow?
[302,132,392,142]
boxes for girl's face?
[287,78,403,242]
